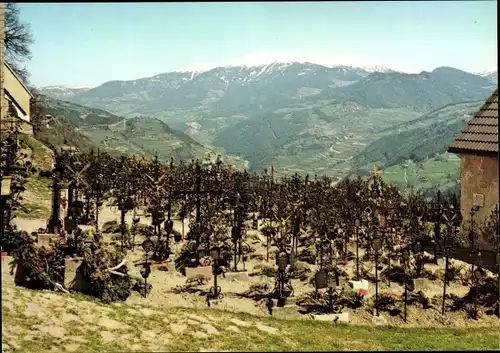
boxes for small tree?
[4,3,34,83]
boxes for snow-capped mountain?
[182,61,371,88]
[476,68,497,76]
[42,61,379,115]
[35,56,497,179]
[38,60,495,125]
[42,85,95,90]
[177,51,397,77]
[475,68,497,84]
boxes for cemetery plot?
[1,129,499,340]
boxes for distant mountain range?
[36,62,497,189]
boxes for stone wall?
[459,153,499,250]
[1,115,33,135]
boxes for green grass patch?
[381,153,460,192]
[14,175,52,220]
[25,176,52,199]
[14,201,50,220]
[3,288,500,352]
[18,134,54,172]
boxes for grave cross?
[172,161,224,264]
[64,161,92,190]
[47,147,79,233]
[143,154,170,235]
[147,158,185,250]
[231,191,247,271]
[63,159,92,226]
[289,173,304,261]
[70,149,110,232]
[163,158,182,243]
[113,156,138,251]
[438,197,462,315]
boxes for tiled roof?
[448,89,498,154]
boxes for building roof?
[448,89,498,155]
[4,62,34,99]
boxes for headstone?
[348,279,370,292]
[327,272,337,288]
[1,256,23,284]
[315,270,328,290]
[185,266,213,280]
[312,313,349,324]
[37,233,60,246]
[271,296,298,307]
[64,257,91,293]
[64,217,76,234]
[207,299,220,306]
[224,271,249,282]
[409,278,432,292]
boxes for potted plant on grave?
[345,288,368,308]
[373,291,402,316]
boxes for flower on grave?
[357,289,368,298]
[382,291,400,299]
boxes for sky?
[17,1,498,87]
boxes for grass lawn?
[13,175,52,220]
[3,287,499,352]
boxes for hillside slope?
[79,116,209,162]
[350,100,484,191]
[32,94,240,165]
[352,100,483,170]
[318,68,493,111]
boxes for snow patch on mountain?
[40,85,95,90]
[475,68,497,77]
[176,51,396,74]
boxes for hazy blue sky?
[18,1,497,87]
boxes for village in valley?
[1,3,499,352]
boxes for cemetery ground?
[3,279,500,352]
[3,205,500,352]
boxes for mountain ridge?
[39,62,497,93]
[36,63,496,185]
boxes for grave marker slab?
[224,271,249,282]
[64,257,91,293]
[1,256,24,284]
[409,278,432,292]
[312,313,349,324]
[185,266,213,280]
[271,296,298,307]
[37,233,60,246]
[348,279,370,292]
